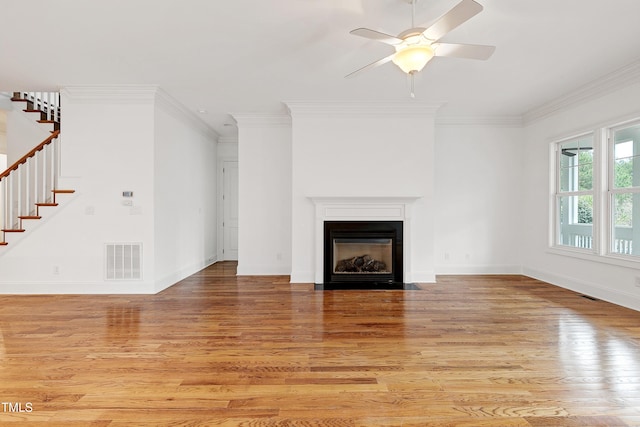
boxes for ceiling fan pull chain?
[409,72,416,98]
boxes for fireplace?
[323,221,403,285]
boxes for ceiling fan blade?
[433,42,495,60]
[345,53,396,78]
[349,28,403,45]
[421,0,483,42]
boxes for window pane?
[558,195,593,249]
[614,155,639,189]
[615,139,633,160]
[613,124,640,189]
[559,136,593,192]
[578,157,593,190]
[560,140,579,167]
[559,166,575,192]
[612,193,637,255]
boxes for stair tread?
[53,189,75,193]
[2,229,26,233]
[0,242,8,246]
[23,109,44,113]
[36,203,59,207]
[19,216,42,220]
[38,120,58,124]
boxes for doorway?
[222,160,239,260]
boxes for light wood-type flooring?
[1,262,640,426]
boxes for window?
[609,122,640,256]
[551,118,640,263]
[554,134,595,251]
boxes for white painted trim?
[154,257,217,293]
[217,136,238,144]
[0,281,156,295]
[155,88,219,139]
[231,114,291,128]
[286,101,442,118]
[435,265,523,275]
[0,259,214,294]
[308,196,422,284]
[436,115,523,127]
[408,270,436,283]
[546,246,640,270]
[216,156,238,262]
[236,264,291,276]
[60,85,158,103]
[523,266,640,312]
[523,60,640,125]
[290,270,315,283]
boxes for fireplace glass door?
[324,220,402,284]
[333,238,392,275]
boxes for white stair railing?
[0,131,60,244]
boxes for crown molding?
[217,136,238,144]
[60,85,218,139]
[231,113,291,128]
[60,84,159,103]
[285,101,443,119]
[435,115,523,127]
[155,88,219,140]
[523,60,640,126]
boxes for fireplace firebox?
[323,221,403,285]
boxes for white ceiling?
[2,0,640,138]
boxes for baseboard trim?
[407,270,436,283]
[523,267,640,312]
[237,264,292,277]
[435,264,523,275]
[154,257,218,293]
[0,281,156,295]
[289,270,315,283]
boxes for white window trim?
[548,118,640,267]
[550,131,598,254]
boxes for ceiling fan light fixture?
[392,44,434,74]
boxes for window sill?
[547,245,640,269]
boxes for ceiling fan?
[346,0,495,95]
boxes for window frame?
[606,119,640,258]
[548,117,640,268]
[551,132,598,254]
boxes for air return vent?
[105,243,142,280]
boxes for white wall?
[0,86,218,294]
[153,91,218,292]
[234,114,292,275]
[522,80,640,311]
[0,109,7,159]
[5,105,52,164]
[435,121,524,274]
[287,102,439,283]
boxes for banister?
[0,130,60,181]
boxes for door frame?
[216,156,239,262]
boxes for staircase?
[0,92,74,246]
[11,91,61,131]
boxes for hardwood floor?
[1,262,640,426]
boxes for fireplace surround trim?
[309,196,421,284]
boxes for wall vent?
[105,243,142,280]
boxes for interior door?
[222,161,239,260]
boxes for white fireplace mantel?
[309,196,422,284]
